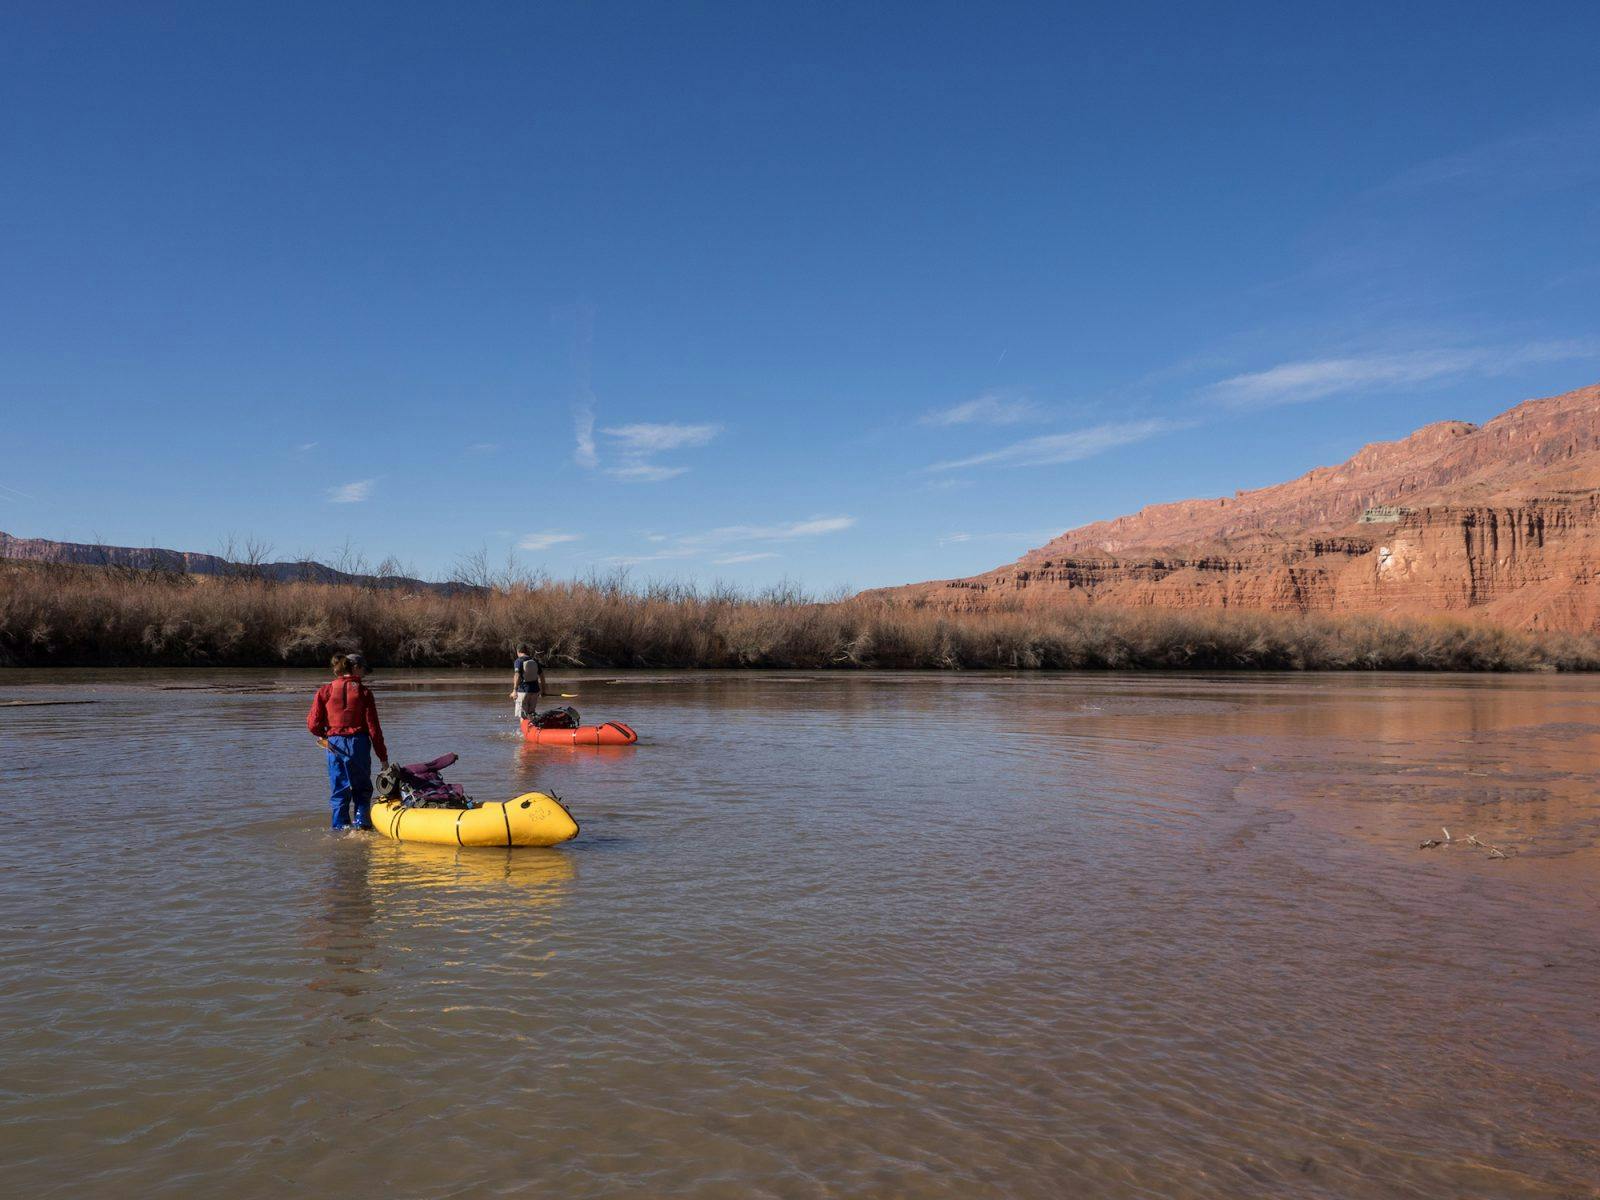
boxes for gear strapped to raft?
[530,705,581,730]
[375,753,478,810]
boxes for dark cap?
[347,652,368,670]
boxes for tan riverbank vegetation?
[3,560,1598,671]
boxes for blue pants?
[326,734,373,830]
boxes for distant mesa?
[874,382,1600,633]
[0,533,475,595]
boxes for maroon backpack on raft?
[375,752,474,809]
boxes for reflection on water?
[514,736,637,781]
[303,839,379,1038]
[298,840,575,1045]
[365,838,578,894]
[308,839,378,990]
[2,669,1599,1198]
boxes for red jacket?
[307,677,388,762]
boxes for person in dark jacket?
[510,644,546,722]
[307,652,389,831]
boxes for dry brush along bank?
[3,562,1598,672]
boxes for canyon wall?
[882,384,1600,632]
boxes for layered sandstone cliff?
[883,383,1600,632]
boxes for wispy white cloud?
[1209,352,1468,408]
[608,463,689,483]
[1374,113,1600,199]
[606,515,855,565]
[938,529,1061,548]
[604,423,721,483]
[928,420,1179,471]
[576,420,723,483]
[603,551,688,566]
[601,423,722,454]
[466,442,499,454]
[712,552,780,565]
[295,441,318,453]
[920,393,1042,427]
[778,516,854,538]
[679,517,854,549]
[574,403,598,469]
[518,531,583,551]
[1208,340,1600,409]
[0,479,35,502]
[329,479,375,503]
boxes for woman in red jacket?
[306,652,389,831]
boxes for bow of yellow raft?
[371,792,580,847]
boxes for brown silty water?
[2,670,1599,1198]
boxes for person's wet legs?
[347,736,374,829]
[326,734,372,829]
[326,740,354,829]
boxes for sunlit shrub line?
[3,561,1597,671]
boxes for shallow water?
[3,670,1599,1198]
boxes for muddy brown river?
[3,670,1599,1197]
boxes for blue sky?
[3,1,1598,590]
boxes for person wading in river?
[307,652,389,831]
[511,644,546,722]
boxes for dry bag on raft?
[531,706,581,730]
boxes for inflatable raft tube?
[370,792,579,847]
[521,719,638,747]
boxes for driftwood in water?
[1418,826,1511,859]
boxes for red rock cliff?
[880,383,1600,632]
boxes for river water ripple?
[2,670,1598,1197]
